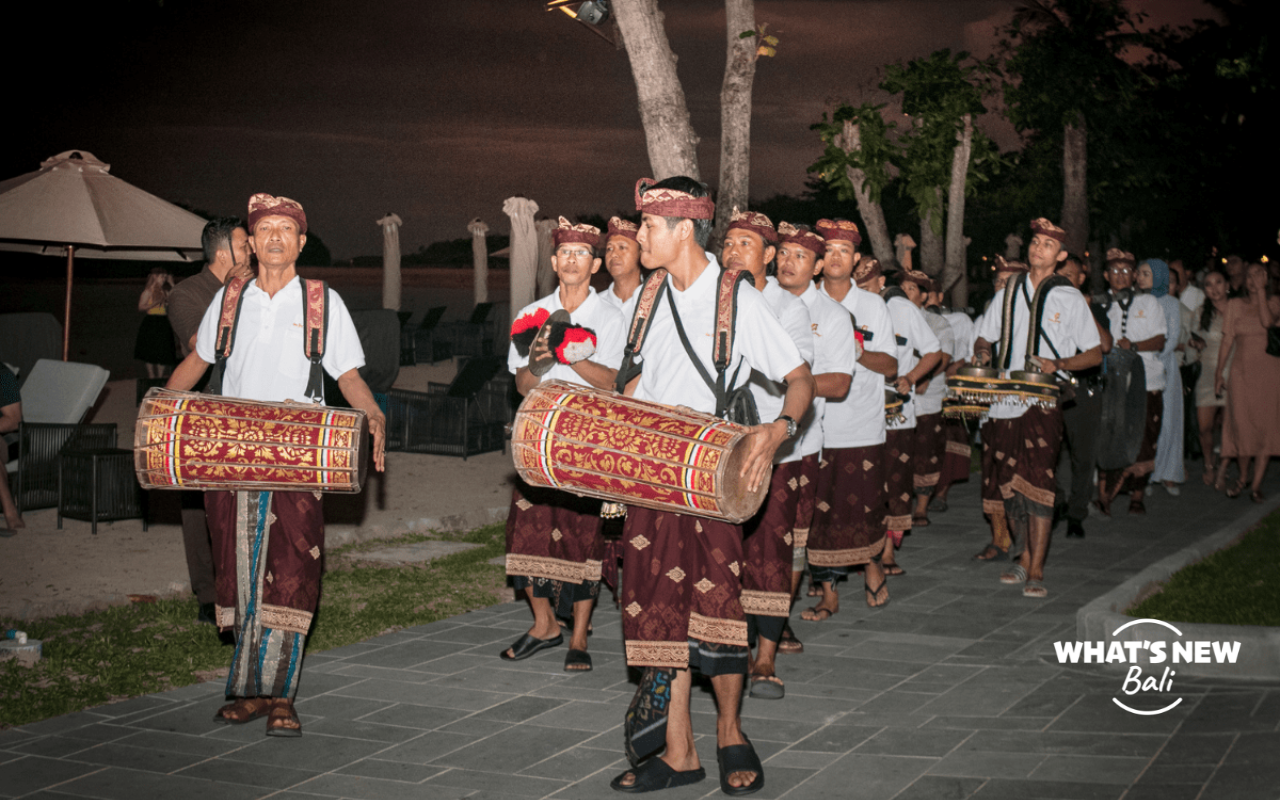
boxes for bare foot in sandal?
[212,696,271,725]
[266,698,302,737]
[801,582,838,621]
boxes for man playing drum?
[612,177,813,795]
[167,193,387,736]
[501,217,625,671]
[972,218,1101,598]
[900,271,955,528]
[721,210,813,701]
[805,220,898,619]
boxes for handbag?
[1266,325,1280,358]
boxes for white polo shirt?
[976,279,1101,420]
[508,286,625,385]
[195,276,365,403]
[634,254,804,416]
[942,310,976,362]
[748,277,814,464]
[797,283,859,458]
[916,309,955,417]
[1103,292,1167,392]
[819,283,895,448]
[599,281,641,330]
[885,295,942,430]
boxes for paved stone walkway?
[3,471,1278,800]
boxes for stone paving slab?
[4,471,1280,799]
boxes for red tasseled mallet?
[510,308,551,357]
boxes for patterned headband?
[725,207,778,244]
[606,216,638,242]
[777,221,825,258]
[634,178,715,220]
[1030,217,1067,243]
[552,216,601,249]
[816,218,862,245]
[247,193,307,235]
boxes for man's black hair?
[202,217,244,265]
[649,176,714,248]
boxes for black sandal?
[717,737,765,796]
[610,759,706,793]
[564,648,593,672]
[972,544,1009,561]
[498,632,563,661]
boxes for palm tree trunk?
[613,0,701,180]
[836,119,897,270]
[1061,117,1088,256]
[942,113,973,307]
[713,0,757,245]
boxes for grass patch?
[1128,510,1280,626]
[0,523,508,729]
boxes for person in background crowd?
[928,286,975,513]
[0,364,23,537]
[598,216,643,323]
[1140,260,1186,495]
[1215,262,1280,502]
[1224,254,1246,297]
[1174,259,1205,313]
[1054,255,1112,538]
[168,217,254,625]
[1189,270,1231,488]
[135,267,178,379]
[1096,250,1166,515]
[900,271,954,528]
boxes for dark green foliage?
[1129,512,1280,627]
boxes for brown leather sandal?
[212,696,272,726]
[265,699,302,738]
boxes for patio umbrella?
[0,150,206,359]
[377,212,403,311]
[468,217,489,305]
[503,196,539,323]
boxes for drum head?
[720,436,769,524]
[528,309,570,377]
[356,413,370,491]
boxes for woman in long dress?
[1215,262,1280,501]
[1139,260,1185,492]
[1188,270,1230,486]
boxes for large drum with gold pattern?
[511,380,766,524]
[134,388,369,492]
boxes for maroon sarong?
[621,507,747,672]
[883,429,914,531]
[742,460,803,619]
[980,418,1009,517]
[983,406,1064,518]
[207,489,323,632]
[937,417,973,493]
[912,412,945,496]
[808,445,887,573]
[505,481,604,586]
[792,453,820,550]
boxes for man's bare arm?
[814,372,852,401]
[166,351,211,391]
[337,368,387,473]
[859,350,897,379]
[740,363,816,493]
[0,402,20,435]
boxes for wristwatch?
[776,415,799,439]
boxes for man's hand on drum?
[337,368,387,473]
[742,421,789,493]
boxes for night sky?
[5,0,1213,260]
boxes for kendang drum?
[134,388,369,493]
[511,380,766,524]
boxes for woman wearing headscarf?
[1215,262,1280,501]
[1139,259,1185,493]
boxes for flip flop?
[499,632,563,661]
[865,577,889,608]
[610,759,706,793]
[1022,579,1048,599]
[265,699,302,738]
[799,606,833,622]
[972,544,1008,562]
[564,648,593,672]
[748,674,785,700]
[212,697,271,726]
[1000,564,1027,585]
[776,624,803,655]
[717,737,765,796]
[912,515,930,527]
[928,498,948,512]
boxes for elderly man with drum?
[971,218,1100,599]
[610,177,813,795]
[167,193,386,736]
[501,217,625,671]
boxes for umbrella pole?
[63,246,75,361]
